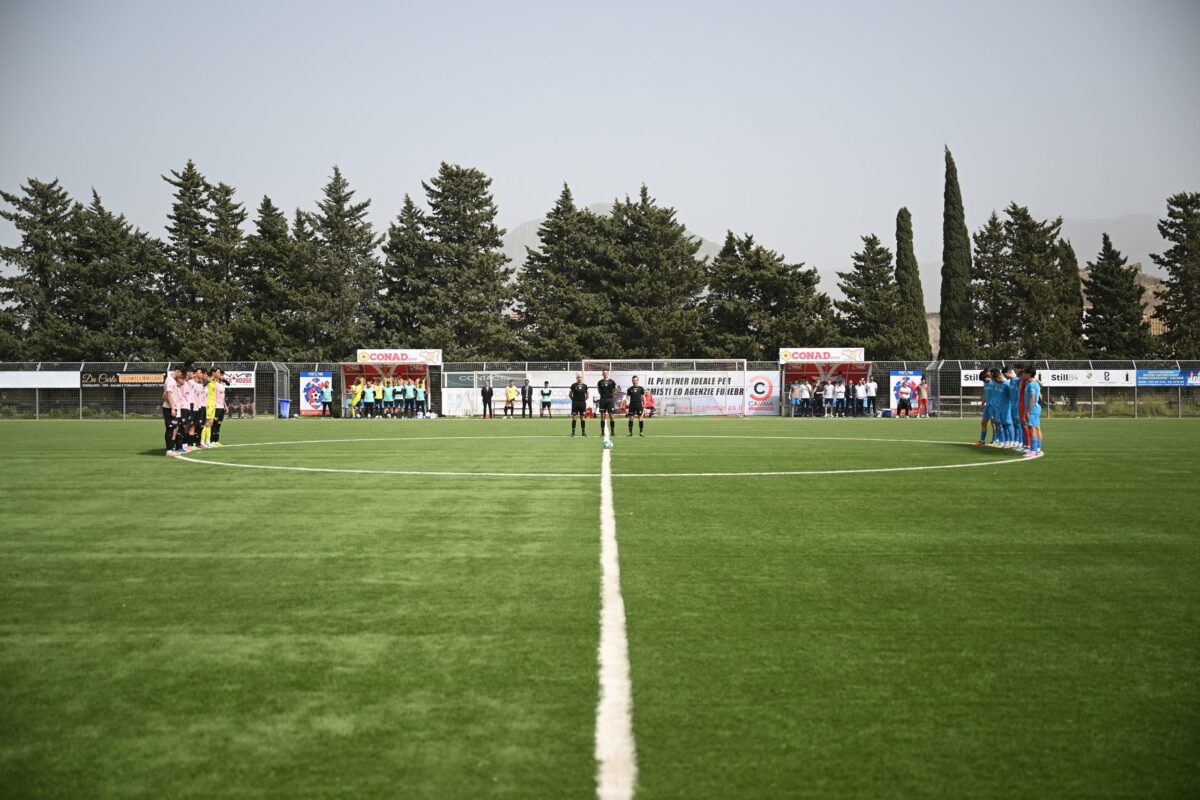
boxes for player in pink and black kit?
[162,368,184,455]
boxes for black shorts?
[162,407,180,428]
[597,399,616,413]
[215,408,225,423]
[541,401,551,408]
[194,408,207,424]
[571,402,587,415]
[181,408,193,425]
[627,405,644,417]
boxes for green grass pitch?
[1,417,1197,798]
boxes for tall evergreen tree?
[605,186,706,358]
[938,147,975,358]
[64,192,167,359]
[285,208,342,360]
[376,194,458,349]
[835,234,905,359]
[204,182,248,327]
[233,196,294,359]
[1082,234,1154,358]
[513,184,615,360]
[893,208,932,360]
[422,163,515,360]
[705,231,837,360]
[1005,204,1078,358]
[1152,191,1200,356]
[0,178,77,359]
[970,211,1016,357]
[1055,239,1086,355]
[310,166,382,358]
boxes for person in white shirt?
[896,381,914,417]
[854,379,868,417]
[833,380,846,417]
[799,379,813,418]
[866,377,878,417]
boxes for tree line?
[1,154,1196,363]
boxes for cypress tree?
[377,194,454,349]
[970,211,1016,357]
[422,163,516,360]
[894,208,932,360]
[835,234,905,360]
[705,231,837,360]
[514,184,615,360]
[938,147,975,358]
[1082,234,1154,358]
[1152,191,1200,356]
[0,178,76,359]
[606,186,706,358]
[1055,239,1085,356]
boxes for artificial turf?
[0,417,1197,798]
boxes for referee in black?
[625,375,647,436]
[596,369,617,438]
[568,373,589,436]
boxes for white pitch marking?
[174,435,1029,478]
[595,446,637,800]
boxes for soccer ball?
[603,439,614,449]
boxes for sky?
[2,0,1198,302]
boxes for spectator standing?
[833,380,846,417]
[504,380,517,418]
[480,381,494,418]
[866,376,878,417]
[789,381,802,418]
[540,381,553,417]
[854,378,867,417]
[521,379,534,418]
[320,382,333,417]
[896,380,914,417]
[918,378,931,418]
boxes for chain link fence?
[1,359,1197,419]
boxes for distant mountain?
[503,202,723,271]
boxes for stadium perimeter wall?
[1,360,1198,419]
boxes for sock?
[581,420,586,433]
[572,419,577,433]
[638,420,644,433]
[212,422,220,443]
[628,419,633,434]
[165,428,172,450]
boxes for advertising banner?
[603,369,744,416]
[1042,369,1135,387]
[222,370,256,389]
[299,371,332,416]
[779,347,865,364]
[1136,369,1200,387]
[356,349,442,365]
[889,371,921,412]
[80,371,165,388]
[744,372,779,416]
[0,370,81,389]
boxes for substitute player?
[540,381,553,417]
[1022,367,1044,458]
[596,370,617,439]
[568,373,589,436]
[625,375,647,436]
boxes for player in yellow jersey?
[200,371,218,447]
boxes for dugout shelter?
[779,347,873,396]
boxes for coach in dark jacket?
[480,381,494,419]
[520,380,534,418]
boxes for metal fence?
[1,359,1197,419]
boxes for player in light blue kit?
[975,369,993,445]
[988,367,1012,447]
[1005,366,1024,451]
[1022,367,1044,458]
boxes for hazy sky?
[2,0,1198,298]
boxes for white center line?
[596,446,637,800]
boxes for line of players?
[162,365,229,456]
[975,365,1044,459]
[566,370,647,440]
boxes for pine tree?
[894,208,932,360]
[204,182,248,328]
[705,231,837,360]
[1152,191,1200,356]
[513,184,615,360]
[310,166,382,359]
[234,196,294,359]
[286,208,342,360]
[0,178,77,358]
[1055,239,1085,356]
[65,192,167,359]
[970,211,1017,357]
[835,234,905,359]
[376,195,450,349]
[938,147,975,358]
[422,163,515,360]
[1082,234,1154,358]
[1005,204,1077,358]
[605,186,706,358]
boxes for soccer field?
[1,417,1198,798]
